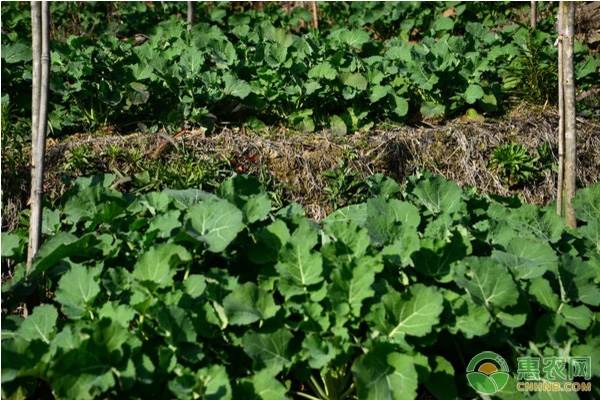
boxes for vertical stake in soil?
[312,1,318,29]
[531,1,538,29]
[187,1,194,31]
[556,3,565,216]
[26,1,50,314]
[560,2,577,228]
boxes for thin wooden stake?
[562,2,577,229]
[556,2,564,216]
[531,1,538,29]
[312,1,318,29]
[27,1,42,277]
[187,1,194,31]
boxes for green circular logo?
[466,351,510,394]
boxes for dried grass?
[3,105,599,229]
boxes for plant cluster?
[2,172,599,399]
[490,141,557,187]
[1,2,598,138]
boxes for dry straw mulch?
[3,105,599,229]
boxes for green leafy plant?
[322,159,368,209]
[490,142,540,186]
[2,173,600,399]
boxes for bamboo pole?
[562,2,577,228]
[187,1,194,31]
[531,1,538,29]
[312,1,318,29]
[27,1,42,277]
[556,3,564,216]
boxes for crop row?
[2,172,599,399]
[2,3,598,136]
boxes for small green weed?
[490,142,540,186]
[322,159,368,209]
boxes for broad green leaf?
[340,29,371,49]
[249,220,290,264]
[131,63,153,80]
[1,43,32,63]
[242,329,293,372]
[449,297,490,338]
[1,233,20,258]
[163,188,216,208]
[508,204,564,243]
[573,183,600,223]
[42,209,61,235]
[184,275,207,298]
[528,278,560,311]
[492,237,557,280]
[308,62,337,80]
[339,72,368,90]
[559,255,600,306]
[353,344,418,400]
[381,233,420,268]
[322,221,371,262]
[365,197,420,245]
[19,304,58,344]
[324,203,368,228]
[420,102,445,117]
[330,115,347,135]
[49,319,129,399]
[560,304,593,330]
[412,232,468,281]
[132,243,191,287]
[266,44,288,67]
[369,284,444,339]
[97,303,135,329]
[186,197,244,252]
[496,293,529,328]
[302,333,337,370]
[454,257,518,309]
[179,48,203,75]
[218,175,271,223]
[223,282,280,325]
[366,174,401,199]
[410,175,465,215]
[239,369,289,400]
[295,116,315,133]
[275,228,323,297]
[223,74,251,99]
[54,265,102,319]
[425,356,457,400]
[213,40,237,66]
[64,186,125,224]
[391,95,409,117]
[128,82,149,105]
[370,85,390,102]
[432,16,455,32]
[463,84,484,104]
[329,256,378,317]
[157,306,196,345]
[266,28,293,47]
